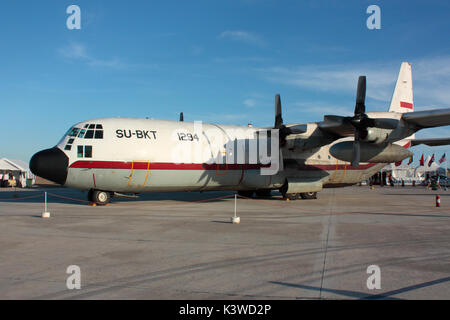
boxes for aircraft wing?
[318,116,354,137]
[410,138,450,146]
[402,108,450,128]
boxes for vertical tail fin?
[389,62,413,113]
[391,62,415,147]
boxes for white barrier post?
[231,194,240,224]
[42,192,50,218]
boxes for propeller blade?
[354,76,366,115]
[274,94,283,128]
[179,112,184,122]
[351,130,361,168]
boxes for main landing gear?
[88,189,112,205]
[279,183,318,200]
[282,192,318,200]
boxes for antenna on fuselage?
[179,112,184,121]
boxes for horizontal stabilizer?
[410,138,450,147]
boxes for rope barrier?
[46,192,93,204]
[0,193,43,201]
[1,191,447,216]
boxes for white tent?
[0,158,34,187]
[415,155,446,178]
[382,155,446,185]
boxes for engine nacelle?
[360,128,393,144]
[330,141,412,163]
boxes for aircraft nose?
[30,147,69,185]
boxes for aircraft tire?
[238,190,254,198]
[92,190,111,205]
[300,192,317,199]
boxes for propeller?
[179,112,184,122]
[325,76,399,167]
[350,76,366,167]
[274,94,307,145]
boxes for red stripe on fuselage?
[69,160,378,171]
[70,161,270,170]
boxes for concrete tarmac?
[0,185,449,299]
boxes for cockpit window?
[68,127,80,137]
[94,130,103,139]
[63,124,103,142]
[77,129,86,138]
[85,130,94,139]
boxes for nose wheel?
[88,189,112,205]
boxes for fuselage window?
[77,145,93,158]
[77,146,83,158]
[85,146,92,158]
[64,145,72,151]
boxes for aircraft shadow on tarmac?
[0,187,285,206]
[270,275,450,299]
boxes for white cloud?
[290,101,354,116]
[259,64,396,102]
[219,30,265,46]
[58,43,124,69]
[58,43,89,59]
[258,56,450,108]
[243,98,257,107]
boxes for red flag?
[428,154,435,167]
[419,154,424,166]
[439,153,446,164]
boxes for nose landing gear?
[88,189,112,205]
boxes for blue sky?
[1,0,449,167]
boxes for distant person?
[3,172,9,187]
[389,174,394,187]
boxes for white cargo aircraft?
[30,62,450,204]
